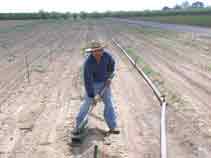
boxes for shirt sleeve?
[108,53,115,76]
[84,60,95,98]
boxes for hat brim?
[90,46,105,52]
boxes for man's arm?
[108,52,115,77]
[109,55,115,76]
[106,53,115,87]
[84,61,95,98]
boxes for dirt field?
[0,19,210,158]
[111,18,211,37]
[0,20,36,30]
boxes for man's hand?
[93,95,102,105]
[93,98,98,106]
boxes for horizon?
[0,0,211,13]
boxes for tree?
[72,13,77,20]
[88,12,102,18]
[192,1,204,8]
[50,12,60,19]
[104,11,112,17]
[174,4,182,10]
[38,10,48,19]
[162,6,171,11]
[80,12,87,19]
[181,1,190,9]
[63,12,71,19]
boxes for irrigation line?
[112,38,167,158]
[161,100,167,158]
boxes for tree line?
[0,1,211,20]
[163,1,206,11]
[0,10,71,20]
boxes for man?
[73,41,119,135]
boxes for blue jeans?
[76,82,117,129]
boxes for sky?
[0,0,211,13]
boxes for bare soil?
[0,19,210,158]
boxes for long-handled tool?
[77,73,115,131]
[77,84,108,131]
[71,74,114,144]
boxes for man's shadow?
[69,127,107,157]
[68,109,113,157]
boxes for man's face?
[92,49,103,58]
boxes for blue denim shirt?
[83,50,115,98]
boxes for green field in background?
[138,15,211,27]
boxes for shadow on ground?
[69,127,108,157]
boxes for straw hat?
[88,40,106,51]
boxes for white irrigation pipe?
[112,39,163,103]
[161,100,167,158]
[112,38,167,158]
